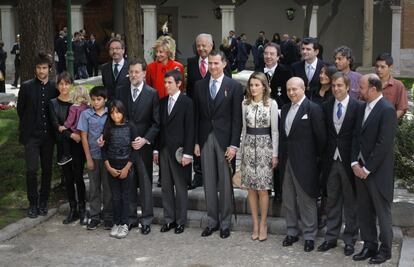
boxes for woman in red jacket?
[146,36,185,98]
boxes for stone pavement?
[0,214,401,267]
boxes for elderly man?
[279,77,326,252]
[351,74,397,264]
[186,33,231,189]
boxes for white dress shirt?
[113,58,125,75]
[130,82,144,102]
[305,58,318,82]
[285,95,306,135]
[333,95,350,161]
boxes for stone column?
[71,5,84,33]
[141,5,157,64]
[219,5,235,39]
[302,5,319,37]
[362,0,373,67]
[391,5,402,75]
[0,5,16,75]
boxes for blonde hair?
[245,72,271,106]
[71,86,90,105]
[222,37,229,48]
[153,35,176,60]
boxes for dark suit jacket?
[267,64,292,108]
[291,59,324,97]
[194,75,243,151]
[351,97,397,202]
[157,93,194,158]
[186,56,232,99]
[87,40,100,63]
[101,59,130,102]
[322,96,362,184]
[279,97,326,198]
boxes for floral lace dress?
[240,99,278,190]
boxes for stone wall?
[402,0,414,48]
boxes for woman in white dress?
[241,72,279,241]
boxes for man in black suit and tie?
[101,38,129,103]
[87,33,100,77]
[186,33,232,189]
[154,70,194,234]
[291,37,324,97]
[118,58,160,235]
[317,72,362,256]
[351,74,397,264]
[279,77,326,252]
[11,34,21,86]
[194,50,243,239]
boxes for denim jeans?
[109,171,131,225]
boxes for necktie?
[306,64,313,82]
[363,105,371,125]
[113,63,119,78]
[210,80,218,99]
[168,96,175,115]
[285,103,298,135]
[132,88,139,101]
[200,59,207,78]
[337,102,343,119]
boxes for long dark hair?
[103,100,127,142]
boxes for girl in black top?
[102,100,136,239]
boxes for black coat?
[186,56,232,100]
[157,93,194,158]
[101,59,130,102]
[0,48,6,74]
[291,59,324,97]
[279,97,326,198]
[87,40,100,62]
[194,76,243,151]
[351,97,397,202]
[267,64,292,108]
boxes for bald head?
[196,33,214,59]
[286,77,306,104]
[359,73,382,102]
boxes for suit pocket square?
[301,114,308,119]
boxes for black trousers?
[24,135,55,206]
[61,141,86,204]
[110,171,131,225]
[13,60,20,85]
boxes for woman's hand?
[272,156,279,169]
[70,133,81,143]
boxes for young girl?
[57,86,90,165]
[101,100,136,239]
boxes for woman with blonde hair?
[146,35,185,98]
[240,71,279,242]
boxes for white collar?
[305,58,318,69]
[210,73,225,83]
[198,56,208,65]
[113,58,125,67]
[367,94,383,109]
[292,95,306,107]
[335,94,350,109]
[264,64,277,74]
[131,81,144,92]
[169,90,181,101]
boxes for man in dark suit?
[11,34,21,86]
[194,50,243,239]
[351,74,397,264]
[87,33,100,77]
[317,72,362,256]
[17,52,58,218]
[118,58,160,235]
[154,69,194,234]
[186,33,231,189]
[279,77,326,252]
[101,38,129,103]
[291,37,324,97]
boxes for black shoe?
[220,228,230,239]
[62,206,79,224]
[201,226,219,237]
[344,244,355,256]
[160,222,177,232]
[141,225,151,235]
[368,252,391,264]
[282,235,299,246]
[38,203,48,216]
[317,241,337,252]
[27,206,38,218]
[104,221,113,230]
[87,219,100,230]
[174,225,185,234]
[57,156,73,166]
[128,222,139,230]
[353,247,378,261]
[304,240,315,252]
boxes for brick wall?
[402,0,414,48]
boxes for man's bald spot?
[287,77,306,90]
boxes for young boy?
[153,69,194,234]
[77,86,113,230]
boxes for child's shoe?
[110,225,119,238]
[117,224,129,239]
[87,219,100,230]
[57,156,73,166]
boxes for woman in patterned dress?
[241,72,279,241]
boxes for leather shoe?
[27,206,38,218]
[353,247,377,261]
[174,225,185,234]
[317,241,337,252]
[201,226,219,237]
[304,240,315,252]
[282,235,299,246]
[220,228,230,239]
[160,222,177,232]
[141,225,151,235]
[128,222,139,230]
[368,252,391,264]
[344,244,355,256]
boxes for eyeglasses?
[109,47,123,51]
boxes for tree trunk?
[318,0,342,41]
[17,0,54,82]
[124,0,143,59]
[303,3,314,38]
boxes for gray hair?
[196,33,213,45]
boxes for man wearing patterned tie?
[318,72,362,256]
[186,33,232,189]
[101,38,129,103]
[194,50,243,239]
